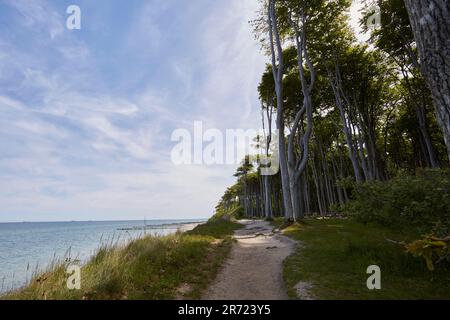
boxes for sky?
[0,0,365,222]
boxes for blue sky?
[0,0,268,222]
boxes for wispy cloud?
[3,0,64,39]
[0,0,265,222]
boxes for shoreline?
[0,220,206,295]
[2,218,240,300]
[177,223,202,233]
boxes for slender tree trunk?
[403,73,440,167]
[303,172,311,214]
[329,72,363,182]
[268,0,293,220]
[286,10,316,220]
[311,157,324,215]
[331,153,344,206]
[289,180,301,220]
[261,99,274,218]
[263,175,272,219]
[417,104,439,167]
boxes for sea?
[0,219,205,293]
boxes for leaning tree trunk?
[286,10,316,220]
[329,70,363,182]
[405,0,450,161]
[268,0,294,221]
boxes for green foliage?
[187,219,242,239]
[366,0,414,59]
[406,235,450,271]
[213,203,244,221]
[342,170,450,235]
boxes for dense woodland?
[215,0,449,236]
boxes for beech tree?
[217,0,449,221]
[368,0,441,167]
[404,0,450,161]
[267,0,294,220]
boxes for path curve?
[202,220,296,300]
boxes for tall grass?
[2,219,242,300]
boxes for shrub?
[211,204,243,221]
[406,235,450,271]
[341,169,450,235]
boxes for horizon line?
[0,217,209,224]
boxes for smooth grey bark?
[318,140,334,207]
[331,153,345,206]
[261,104,274,219]
[329,66,363,183]
[404,72,439,167]
[311,157,324,215]
[286,10,316,220]
[262,176,272,218]
[354,120,371,181]
[303,170,311,214]
[268,0,293,221]
[387,42,440,167]
[242,175,249,217]
[417,105,439,167]
[405,0,450,161]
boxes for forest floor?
[202,220,297,300]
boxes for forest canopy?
[215,0,450,240]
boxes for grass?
[3,219,242,300]
[270,217,288,229]
[279,218,450,300]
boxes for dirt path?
[202,220,296,300]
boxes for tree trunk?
[263,175,272,219]
[329,72,363,182]
[268,0,294,220]
[405,0,450,161]
[416,104,440,167]
[286,10,316,221]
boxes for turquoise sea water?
[0,219,204,293]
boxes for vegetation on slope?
[3,219,242,300]
[275,170,450,300]
[338,169,450,236]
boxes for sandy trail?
[202,220,296,300]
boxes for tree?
[234,156,254,217]
[404,0,450,161]
[267,0,294,221]
[224,0,449,222]
[367,0,440,167]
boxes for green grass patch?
[282,218,450,300]
[187,218,242,239]
[270,217,294,230]
[3,219,242,300]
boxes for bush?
[211,204,243,221]
[342,169,450,235]
[406,235,450,271]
